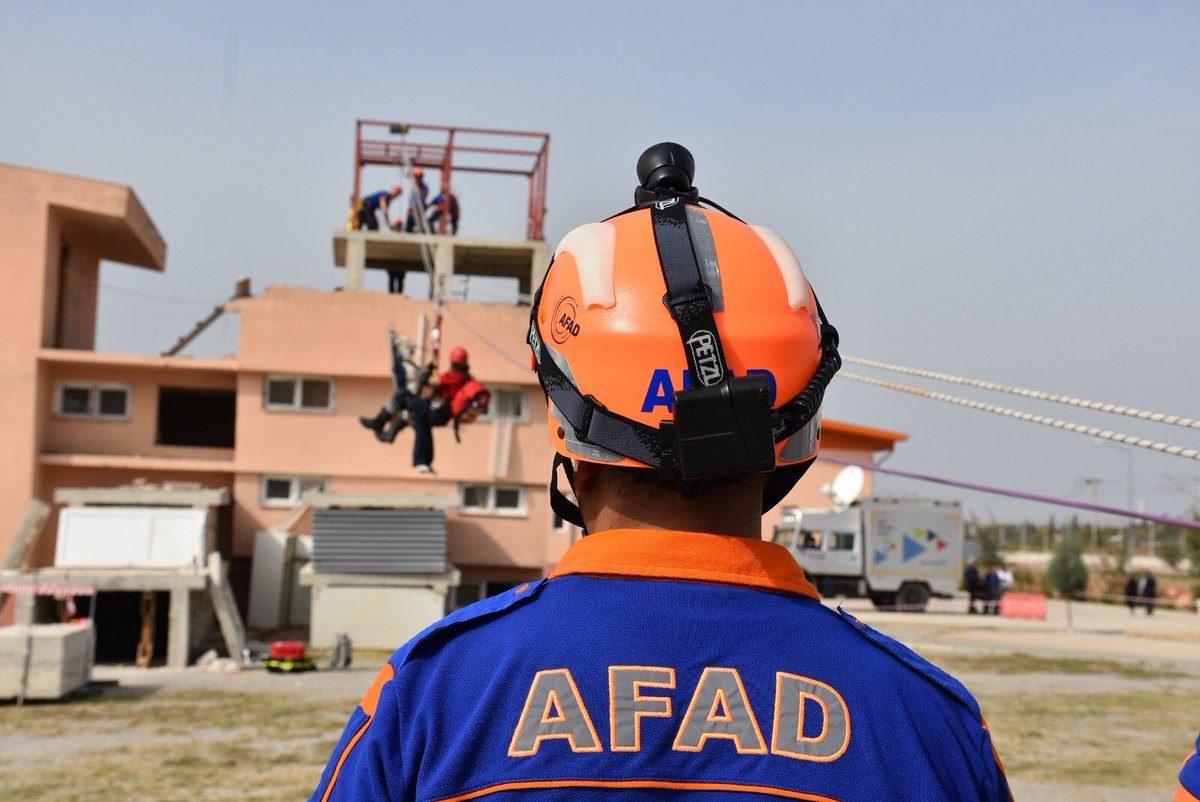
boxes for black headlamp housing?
[659,374,777,481]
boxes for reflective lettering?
[771,672,851,761]
[609,666,675,751]
[509,669,602,756]
[673,667,767,754]
[642,368,777,413]
[641,369,676,413]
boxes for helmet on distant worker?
[527,142,841,517]
[449,346,469,366]
[413,168,425,179]
[389,185,403,197]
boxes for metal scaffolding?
[351,119,550,241]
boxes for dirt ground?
[1,596,1197,800]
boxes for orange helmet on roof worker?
[413,168,424,179]
[390,185,403,197]
[449,346,469,365]
[527,142,841,525]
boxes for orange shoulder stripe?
[320,663,396,802]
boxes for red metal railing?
[351,120,550,240]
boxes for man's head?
[449,346,469,372]
[389,185,402,199]
[528,143,840,531]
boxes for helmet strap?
[549,452,587,534]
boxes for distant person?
[356,186,401,231]
[1138,570,1158,615]
[1124,574,1139,614]
[387,220,406,293]
[1178,732,1200,800]
[964,560,982,614]
[405,168,430,232]
[984,566,1001,615]
[426,188,459,235]
[359,342,488,473]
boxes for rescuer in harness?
[359,339,489,473]
[316,144,1011,801]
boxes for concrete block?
[0,621,94,700]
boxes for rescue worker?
[426,187,460,234]
[405,167,430,232]
[314,143,1011,801]
[359,341,487,474]
[355,185,401,231]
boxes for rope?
[840,372,1200,462]
[844,356,1200,431]
[442,304,531,372]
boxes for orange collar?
[550,528,820,600]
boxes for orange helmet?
[528,143,840,518]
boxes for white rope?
[840,371,1200,462]
[844,356,1200,431]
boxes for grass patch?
[0,688,352,800]
[930,651,1187,679]
[977,686,1196,787]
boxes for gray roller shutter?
[312,508,446,574]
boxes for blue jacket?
[1179,733,1200,801]
[312,529,1011,801]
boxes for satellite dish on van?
[828,465,866,510]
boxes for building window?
[553,513,568,533]
[157,387,236,447]
[54,382,131,420]
[460,483,526,516]
[263,376,335,412]
[481,387,527,422]
[261,475,328,507]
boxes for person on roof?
[314,143,1012,801]
[355,186,401,231]
[426,187,460,235]
[405,168,431,233]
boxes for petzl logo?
[654,197,680,210]
[551,296,581,344]
[686,330,723,386]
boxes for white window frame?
[459,483,527,516]
[54,381,132,420]
[260,475,329,508]
[479,386,529,423]
[552,512,570,533]
[263,375,336,412]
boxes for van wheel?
[897,583,930,612]
[869,592,896,610]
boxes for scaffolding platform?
[333,230,548,297]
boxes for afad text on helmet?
[642,367,778,413]
[551,296,581,344]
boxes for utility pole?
[1083,478,1101,552]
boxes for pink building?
[0,163,905,648]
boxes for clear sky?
[2,1,1197,527]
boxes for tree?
[1047,530,1089,630]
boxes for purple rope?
[820,456,1200,531]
